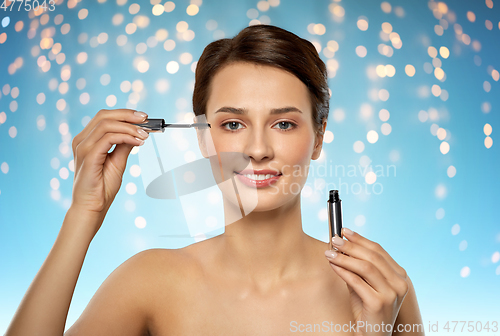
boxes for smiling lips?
[234,169,282,188]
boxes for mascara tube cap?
[132,119,165,133]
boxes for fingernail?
[135,137,145,146]
[343,227,354,236]
[332,236,345,246]
[324,250,337,258]
[134,111,148,120]
[137,128,149,138]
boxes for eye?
[221,121,244,132]
[272,121,298,132]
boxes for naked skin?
[146,236,356,335]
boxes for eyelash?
[220,120,298,133]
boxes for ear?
[195,115,209,158]
[311,118,327,160]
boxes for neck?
[216,193,313,292]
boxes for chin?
[246,186,302,212]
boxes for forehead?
[206,62,311,114]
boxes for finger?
[325,250,394,295]
[108,143,136,174]
[339,229,409,298]
[342,227,407,279]
[327,261,380,309]
[72,109,147,176]
[331,235,400,284]
[85,133,145,168]
[72,109,147,155]
[79,118,149,156]
[75,119,149,175]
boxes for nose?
[243,127,274,162]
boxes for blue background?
[0,0,498,334]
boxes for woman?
[6,25,424,335]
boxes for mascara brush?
[132,118,211,133]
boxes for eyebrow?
[214,106,303,115]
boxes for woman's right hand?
[70,109,150,235]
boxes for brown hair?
[192,24,330,136]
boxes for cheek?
[206,117,239,152]
[211,133,237,152]
[276,132,315,179]
[281,137,313,163]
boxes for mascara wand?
[132,118,211,132]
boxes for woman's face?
[203,61,326,211]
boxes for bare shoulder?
[135,244,210,295]
[129,247,204,290]
[110,248,195,282]
[140,239,214,265]
[135,247,196,268]
[64,248,199,336]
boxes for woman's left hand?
[324,227,410,336]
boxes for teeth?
[243,174,278,180]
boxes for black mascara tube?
[327,190,343,250]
